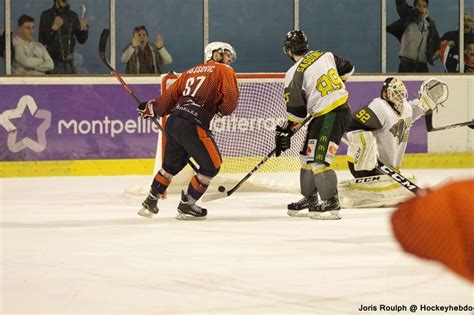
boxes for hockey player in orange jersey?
[391,180,474,282]
[136,42,239,220]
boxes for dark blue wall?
[1,0,473,75]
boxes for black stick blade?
[99,28,110,59]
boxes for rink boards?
[0,75,472,177]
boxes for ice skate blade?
[287,210,309,217]
[308,210,342,220]
[138,207,155,218]
[175,212,207,221]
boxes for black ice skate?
[287,195,318,217]
[176,191,207,220]
[308,196,341,220]
[138,192,159,218]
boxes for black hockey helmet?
[283,30,309,56]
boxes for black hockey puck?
[218,186,226,192]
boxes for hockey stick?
[202,115,313,202]
[425,112,474,132]
[340,137,422,195]
[375,162,421,195]
[98,28,199,173]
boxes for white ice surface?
[1,169,473,315]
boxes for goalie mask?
[381,77,407,114]
[283,30,309,60]
[205,42,237,63]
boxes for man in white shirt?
[13,15,54,75]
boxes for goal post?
[126,73,306,195]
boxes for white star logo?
[0,95,51,152]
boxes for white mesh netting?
[125,74,307,195]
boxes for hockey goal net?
[126,73,307,195]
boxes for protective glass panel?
[116,0,202,75]
[11,0,109,74]
[209,0,293,72]
[301,0,381,73]
[387,0,461,73]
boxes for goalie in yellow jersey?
[339,77,449,208]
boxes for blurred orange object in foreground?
[391,180,474,282]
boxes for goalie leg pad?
[347,130,378,171]
[338,174,416,208]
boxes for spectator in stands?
[12,15,54,75]
[464,41,474,72]
[39,0,89,74]
[1,29,14,60]
[439,12,474,72]
[387,0,441,72]
[120,25,172,74]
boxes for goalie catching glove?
[275,124,294,157]
[137,101,156,119]
[418,78,449,113]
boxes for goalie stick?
[375,162,421,195]
[340,137,422,195]
[202,115,313,202]
[98,28,199,173]
[425,112,474,132]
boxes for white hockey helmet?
[382,77,407,114]
[205,41,237,63]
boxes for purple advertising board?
[0,80,426,162]
[0,84,161,161]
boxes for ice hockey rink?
[1,169,473,315]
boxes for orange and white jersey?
[151,60,239,127]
